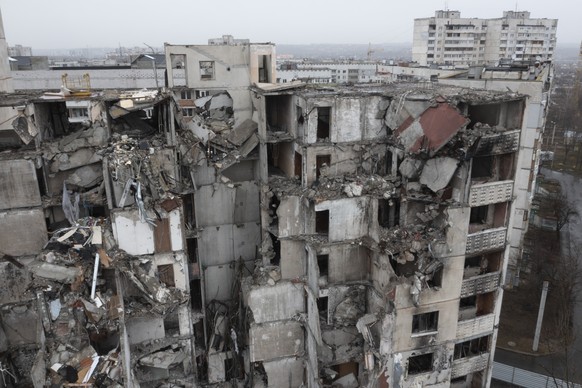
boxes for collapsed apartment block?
[0,37,530,388]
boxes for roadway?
[494,168,582,384]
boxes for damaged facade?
[0,36,531,388]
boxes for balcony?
[466,227,507,256]
[451,353,489,378]
[469,180,513,207]
[456,314,495,339]
[461,272,501,297]
[474,130,520,156]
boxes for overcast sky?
[0,0,578,50]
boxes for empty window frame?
[412,311,439,335]
[454,335,490,360]
[316,154,331,180]
[408,352,434,375]
[317,254,329,277]
[315,210,330,235]
[316,107,331,140]
[183,108,194,117]
[199,61,215,80]
[157,264,175,287]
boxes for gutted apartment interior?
[0,38,529,388]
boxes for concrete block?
[263,357,304,388]
[249,321,304,362]
[0,159,41,210]
[0,209,47,256]
[419,157,458,192]
[112,210,155,255]
[126,316,164,345]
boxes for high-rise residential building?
[413,10,558,67]
[1,34,541,388]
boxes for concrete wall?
[249,320,304,362]
[248,282,304,324]
[314,197,370,242]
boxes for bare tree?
[542,192,578,239]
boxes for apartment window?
[69,108,88,118]
[454,336,490,360]
[196,90,209,98]
[316,154,331,180]
[412,311,439,335]
[180,90,192,100]
[182,108,194,117]
[317,296,328,321]
[408,353,434,375]
[199,61,215,80]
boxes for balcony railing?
[456,314,495,339]
[466,227,507,255]
[469,180,513,207]
[451,353,489,378]
[474,130,520,156]
[460,272,501,297]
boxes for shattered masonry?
[0,40,529,388]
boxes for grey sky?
[0,0,578,50]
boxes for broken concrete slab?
[65,164,103,188]
[263,357,304,388]
[227,119,258,146]
[398,157,424,180]
[0,209,48,256]
[395,100,468,155]
[50,148,103,172]
[419,157,458,192]
[28,261,82,283]
[0,159,42,210]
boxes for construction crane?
[367,43,384,61]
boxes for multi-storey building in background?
[413,10,558,67]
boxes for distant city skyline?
[0,0,579,50]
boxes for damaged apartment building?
[0,35,531,388]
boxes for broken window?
[316,107,331,140]
[412,311,439,335]
[170,54,187,86]
[407,352,434,375]
[470,205,489,224]
[182,108,194,117]
[315,210,330,235]
[187,238,198,265]
[316,154,331,180]
[471,155,493,179]
[317,296,328,323]
[157,264,175,287]
[190,279,203,311]
[294,151,302,178]
[426,265,443,288]
[378,198,400,228]
[317,254,329,278]
[454,335,490,360]
[258,55,272,83]
[199,61,215,80]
